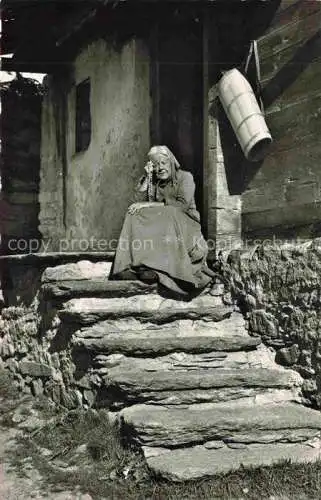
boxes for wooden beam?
[202,6,209,239]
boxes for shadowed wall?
[242,0,321,240]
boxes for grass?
[2,370,321,499]
[5,402,321,500]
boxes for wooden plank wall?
[242,0,321,240]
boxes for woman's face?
[154,155,171,181]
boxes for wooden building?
[2,0,321,254]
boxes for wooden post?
[150,18,160,144]
[202,6,209,240]
[203,8,242,257]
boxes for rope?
[147,169,154,202]
[244,40,264,112]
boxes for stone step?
[41,260,112,282]
[75,312,248,340]
[94,346,302,407]
[100,363,302,408]
[72,312,258,356]
[95,344,290,374]
[120,402,321,448]
[104,367,301,402]
[60,294,232,325]
[102,387,301,409]
[42,279,157,300]
[73,332,260,357]
[144,439,321,481]
[76,312,247,337]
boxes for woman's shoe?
[113,268,139,280]
[137,267,159,284]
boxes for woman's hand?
[128,202,146,215]
[144,161,154,174]
[128,202,164,215]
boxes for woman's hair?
[147,145,180,185]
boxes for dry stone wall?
[217,241,321,407]
[0,302,81,407]
[0,261,112,408]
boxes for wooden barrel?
[218,68,272,162]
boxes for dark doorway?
[151,7,204,223]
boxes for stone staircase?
[48,263,321,481]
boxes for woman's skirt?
[111,205,211,295]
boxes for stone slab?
[61,295,230,325]
[94,346,277,374]
[120,402,321,447]
[74,334,261,356]
[104,387,301,408]
[75,313,247,340]
[42,279,157,299]
[41,260,112,283]
[145,440,321,481]
[94,351,228,371]
[105,367,302,394]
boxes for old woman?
[111,146,213,296]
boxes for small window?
[75,79,91,153]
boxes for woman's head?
[147,146,180,182]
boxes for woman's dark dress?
[112,170,211,295]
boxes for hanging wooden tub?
[218,68,272,162]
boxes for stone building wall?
[242,0,321,240]
[39,37,150,251]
